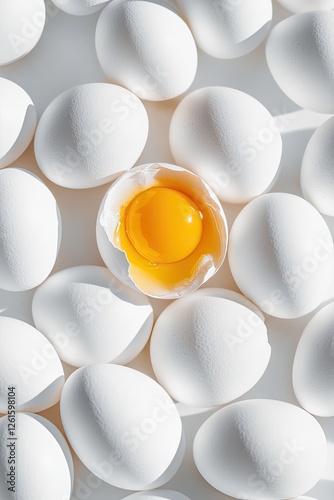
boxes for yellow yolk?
[125,187,203,264]
[115,177,224,295]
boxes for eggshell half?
[122,490,191,500]
[0,78,37,168]
[51,0,109,16]
[0,0,46,66]
[301,116,334,217]
[32,265,153,367]
[177,0,272,59]
[169,86,282,204]
[293,301,334,417]
[0,413,73,500]
[228,193,334,318]
[150,288,270,407]
[276,0,334,13]
[193,399,327,499]
[34,83,148,188]
[0,168,61,291]
[266,11,334,113]
[96,163,228,299]
[60,364,184,490]
[0,316,64,413]
[95,0,197,101]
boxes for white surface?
[0,1,334,499]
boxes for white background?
[1,1,334,499]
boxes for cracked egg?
[96,163,228,299]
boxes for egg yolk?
[125,187,203,264]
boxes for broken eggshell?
[32,265,154,367]
[96,163,228,299]
[0,78,37,169]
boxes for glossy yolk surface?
[125,187,203,264]
[115,178,223,293]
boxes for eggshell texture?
[32,265,153,367]
[51,0,109,16]
[150,288,270,407]
[0,316,64,413]
[0,0,46,66]
[122,490,191,500]
[301,116,334,217]
[0,413,73,500]
[228,193,334,318]
[96,163,228,299]
[169,87,282,204]
[95,0,197,101]
[0,168,61,291]
[193,399,327,499]
[293,302,334,417]
[266,12,334,113]
[60,364,184,490]
[177,0,272,59]
[0,78,37,168]
[34,83,148,188]
[276,0,334,13]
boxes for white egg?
[34,83,148,188]
[0,78,37,169]
[0,413,73,500]
[95,0,197,101]
[300,116,334,217]
[0,168,61,291]
[295,497,318,500]
[32,265,153,367]
[276,0,334,13]
[51,0,109,16]
[150,288,270,407]
[169,87,282,204]
[61,364,184,490]
[0,0,46,66]
[0,316,64,413]
[177,0,272,59]
[266,11,334,113]
[194,399,327,499]
[228,193,334,318]
[122,490,191,500]
[96,163,228,299]
[293,302,334,417]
